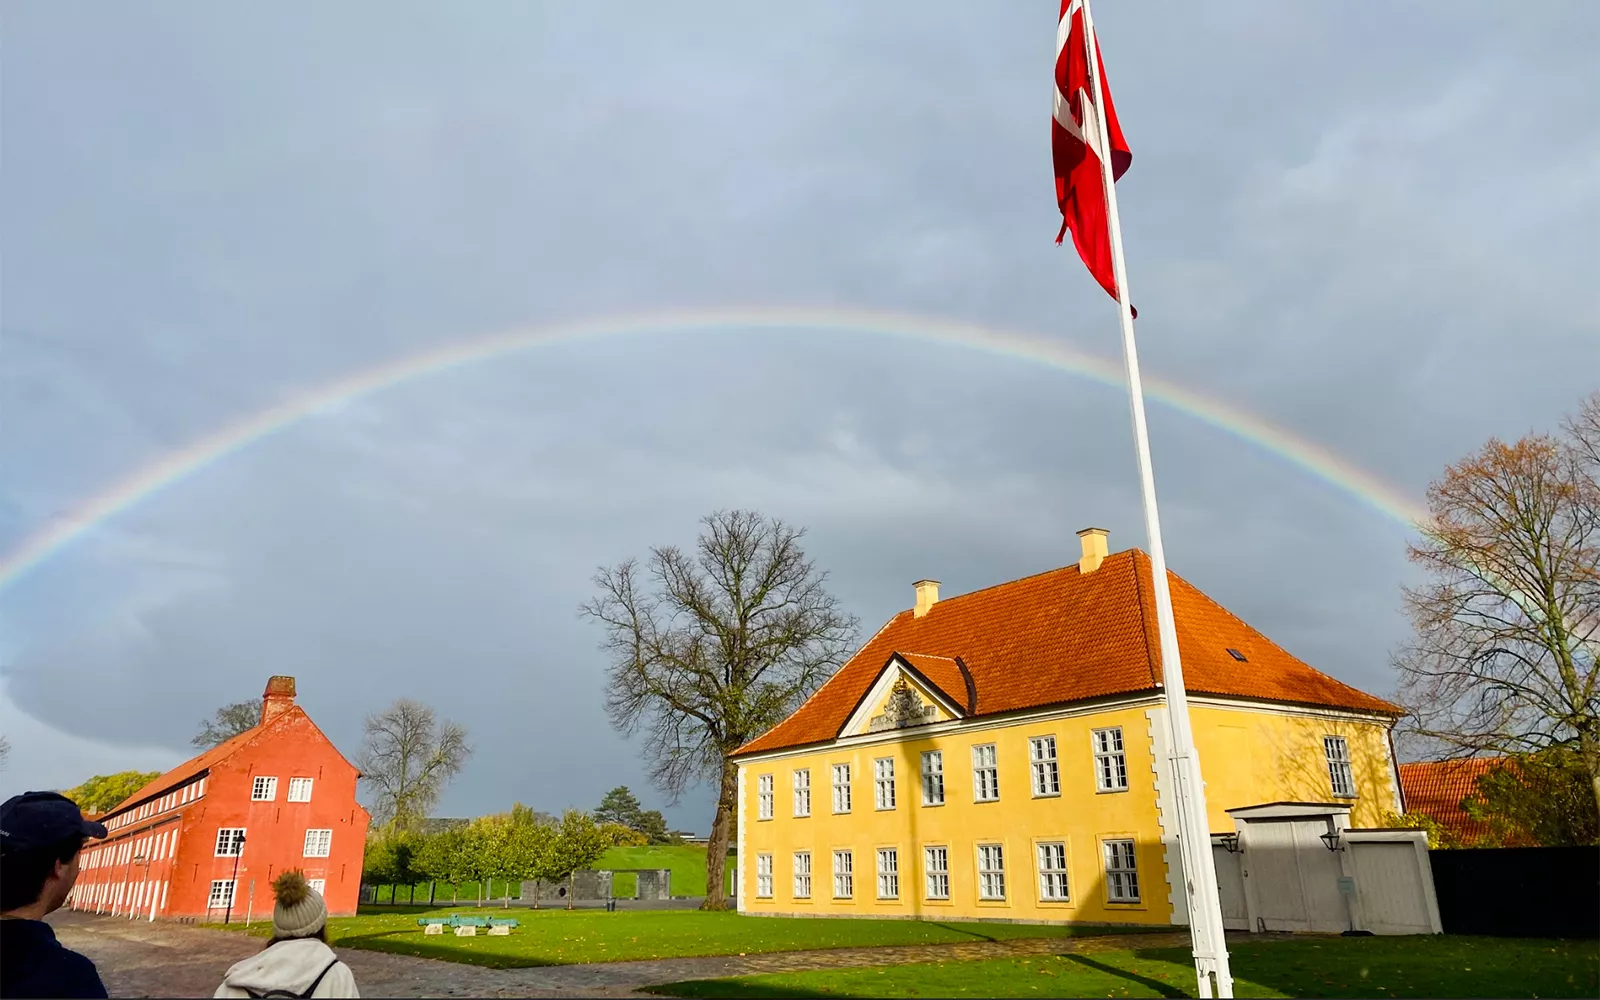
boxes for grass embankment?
[648,935,1600,999]
[365,844,734,903]
[238,906,1161,968]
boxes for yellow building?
[731,529,1403,926]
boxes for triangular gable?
[838,653,969,738]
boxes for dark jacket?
[0,918,108,999]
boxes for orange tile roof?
[107,709,298,818]
[1397,758,1505,842]
[895,653,976,713]
[735,549,1400,756]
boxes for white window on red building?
[214,828,246,857]
[287,778,314,802]
[307,878,327,896]
[208,880,235,909]
[303,829,332,858]
[252,776,277,801]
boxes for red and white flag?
[1052,0,1134,312]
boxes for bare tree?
[192,701,261,749]
[356,699,472,833]
[0,734,10,770]
[1563,390,1600,472]
[1394,392,1600,814]
[581,509,859,909]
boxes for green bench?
[416,915,520,930]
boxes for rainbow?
[0,306,1428,595]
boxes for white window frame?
[977,843,1006,901]
[920,750,945,805]
[793,851,812,898]
[831,764,852,814]
[1093,727,1129,792]
[972,743,999,802]
[1030,736,1061,797]
[287,778,314,803]
[303,828,333,858]
[792,769,811,817]
[873,757,896,810]
[207,879,235,909]
[755,853,774,898]
[1103,839,1141,902]
[1324,735,1356,798]
[757,773,775,820]
[924,846,950,899]
[307,878,326,897]
[214,828,246,857]
[1037,841,1070,901]
[251,776,277,801]
[876,848,900,899]
[832,850,854,898]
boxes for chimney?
[913,579,941,618]
[1076,527,1109,574]
[261,675,297,724]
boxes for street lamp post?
[224,833,246,925]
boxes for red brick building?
[69,676,370,921]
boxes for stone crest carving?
[869,677,935,732]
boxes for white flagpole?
[1076,1,1234,996]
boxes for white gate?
[1345,832,1442,935]
[1216,803,1442,936]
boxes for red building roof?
[106,677,359,819]
[1397,757,1506,843]
[736,549,1400,757]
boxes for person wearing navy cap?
[1,791,111,999]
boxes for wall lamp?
[1214,833,1242,854]
[1319,829,1344,852]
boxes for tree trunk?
[409,884,415,904]
[451,884,458,904]
[428,881,436,906]
[1581,730,1600,822]
[566,873,574,910]
[701,760,739,910]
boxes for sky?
[2,1,1596,831]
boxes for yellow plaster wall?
[738,698,1398,925]
[738,704,1172,925]
[1188,703,1400,830]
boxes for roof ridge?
[906,549,1142,612]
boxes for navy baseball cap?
[0,791,109,853]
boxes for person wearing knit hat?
[214,871,359,998]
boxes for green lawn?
[240,906,1166,968]
[648,935,1600,999]
[596,844,735,898]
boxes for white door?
[1351,842,1433,934]
[1211,844,1248,931]
[1291,820,1349,934]
[1241,819,1350,933]
[1245,820,1310,931]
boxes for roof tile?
[736,549,1399,756]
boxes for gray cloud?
[3,1,1596,827]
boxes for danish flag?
[1053,0,1134,313]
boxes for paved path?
[49,910,1235,998]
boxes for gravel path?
[49,909,1219,998]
